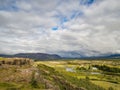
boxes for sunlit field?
[0,58,120,90]
[35,59,120,90]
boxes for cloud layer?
[0,0,120,57]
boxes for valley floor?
[0,58,120,90]
[36,60,120,90]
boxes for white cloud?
[0,0,120,57]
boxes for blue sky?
[0,0,120,57]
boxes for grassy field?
[35,60,120,90]
[0,58,120,90]
[91,81,120,90]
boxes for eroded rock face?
[0,58,33,66]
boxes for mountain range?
[0,53,120,60]
[0,53,61,60]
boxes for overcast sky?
[0,0,120,57]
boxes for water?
[66,67,75,72]
[91,72,101,75]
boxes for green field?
[0,58,120,90]
[36,60,120,90]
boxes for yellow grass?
[91,80,120,90]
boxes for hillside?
[0,53,61,60]
[0,57,85,90]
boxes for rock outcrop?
[0,58,33,66]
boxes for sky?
[0,0,120,57]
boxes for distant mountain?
[79,54,120,60]
[103,54,120,59]
[61,53,120,60]
[0,53,120,60]
[0,53,61,60]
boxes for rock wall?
[0,58,33,66]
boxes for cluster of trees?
[93,65,120,73]
[76,66,92,71]
[76,67,87,71]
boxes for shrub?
[108,87,114,90]
[30,72,39,88]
